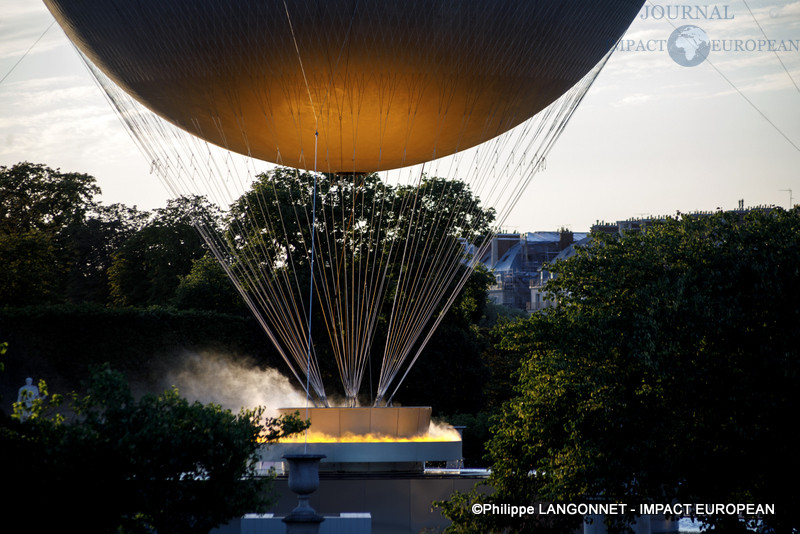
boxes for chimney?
[559,229,574,251]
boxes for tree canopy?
[441,208,800,533]
[1,364,307,534]
[0,163,155,305]
[1,162,101,304]
[1,162,494,415]
[0,163,227,309]
[225,168,496,405]
[0,161,100,235]
[108,195,221,307]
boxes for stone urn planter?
[283,454,326,533]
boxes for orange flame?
[277,425,462,443]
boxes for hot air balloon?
[43,0,645,406]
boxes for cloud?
[612,93,655,107]
[161,351,309,417]
[0,75,126,167]
[0,2,62,62]
[769,2,800,19]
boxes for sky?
[2,1,799,232]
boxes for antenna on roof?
[779,189,793,208]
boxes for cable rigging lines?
[42,0,645,406]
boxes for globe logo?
[668,25,711,67]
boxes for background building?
[480,230,585,312]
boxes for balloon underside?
[44,0,644,172]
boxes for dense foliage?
[107,195,222,307]
[441,208,800,533]
[1,162,494,410]
[1,364,308,533]
[1,162,102,304]
[0,304,280,395]
[225,168,496,404]
[0,161,505,531]
[0,162,227,309]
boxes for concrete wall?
[212,513,372,534]
[268,473,488,534]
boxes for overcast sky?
[2,1,799,232]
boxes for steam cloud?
[161,351,308,417]
[159,351,462,439]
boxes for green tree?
[225,168,495,404]
[64,202,150,303]
[1,364,307,533]
[0,229,63,305]
[0,162,154,305]
[109,195,221,307]
[0,162,100,235]
[173,253,247,314]
[394,264,494,415]
[441,209,800,533]
[0,162,103,304]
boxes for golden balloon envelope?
[44,1,644,173]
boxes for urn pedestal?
[282,454,326,534]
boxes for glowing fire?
[277,425,462,444]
